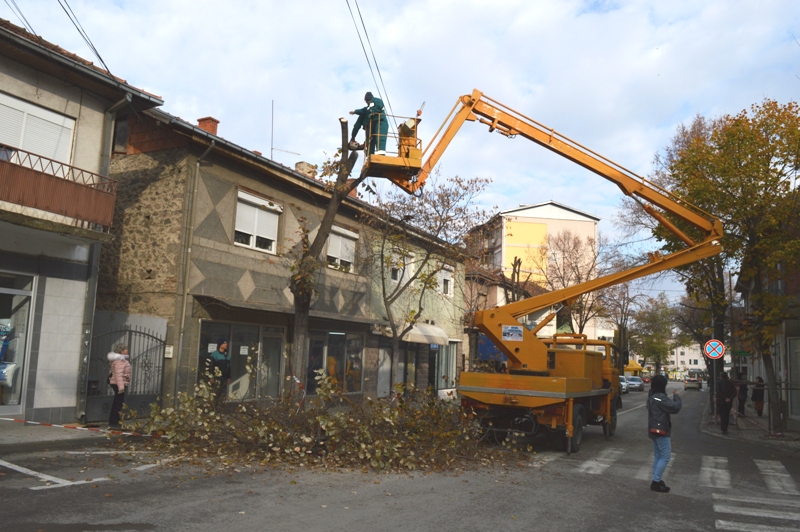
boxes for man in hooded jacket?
[647,374,681,493]
[350,91,389,155]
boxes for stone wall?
[97,148,190,318]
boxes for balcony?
[0,143,116,233]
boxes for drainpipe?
[174,141,215,407]
[100,94,132,176]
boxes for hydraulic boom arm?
[368,89,723,372]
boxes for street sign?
[704,339,726,359]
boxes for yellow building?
[467,201,602,339]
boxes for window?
[390,252,414,283]
[306,331,364,394]
[327,226,358,272]
[438,267,453,296]
[234,190,281,254]
[0,92,74,163]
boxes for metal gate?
[85,327,165,423]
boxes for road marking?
[65,451,156,455]
[616,403,647,416]
[30,478,110,490]
[714,504,800,522]
[713,493,800,509]
[530,454,560,468]
[635,452,676,481]
[753,460,800,495]
[133,457,178,471]
[576,448,625,474]
[716,520,800,532]
[699,456,731,489]
[0,458,109,490]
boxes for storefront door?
[0,273,33,415]
[260,333,283,398]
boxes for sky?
[4,0,800,298]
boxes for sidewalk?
[0,417,116,453]
[700,393,800,451]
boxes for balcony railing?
[0,143,117,231]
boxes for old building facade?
[0,19,161,422]
[96,108,464,418]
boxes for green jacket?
[352,97,388,138]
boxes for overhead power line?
[344,0,397,137]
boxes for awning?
[625,360,644,372]
[402,323,449,345]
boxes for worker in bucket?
[350,91,388,156]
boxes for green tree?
[632,293,689,375]
[655,100,800,430]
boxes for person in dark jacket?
[206,338,231,401]
[736,373,748,416]
[716,372,737,434]
[350,92,389,155]
[751,376,765,417]
[647,374,682,493]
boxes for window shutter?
[21,114,73,163]
[0,103,24,147]
[340,235,355,263]
[236,201,257,233]
[255,209,278,240]
[327,233,341,258]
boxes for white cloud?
[5,0,798,279]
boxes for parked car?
[627,376,645,391]
[642,375,651,384]
[684,373,703,390]
[619,375,629,394]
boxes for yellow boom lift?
[357,89,723,452]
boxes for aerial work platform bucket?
[358,116,423,192]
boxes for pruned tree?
[287,118,366,397]
[360,174,491,389]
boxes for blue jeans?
[651,436,671,482]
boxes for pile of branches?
[125,374,520,471]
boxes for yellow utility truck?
[357,89,723,453]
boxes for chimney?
[197,116,219,136]
[253,150,262,156]
[295,161,318,179]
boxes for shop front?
[0,272,34,415]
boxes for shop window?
[436,342,458,391]
[234,190,281,254]
[0,92,74,163]
[327,227,358,273]
[305,331,364,395]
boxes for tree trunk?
[287,118,361,401]
[761,350,784,433]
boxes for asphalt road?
[1,382,799,532]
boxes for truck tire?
[603,402,617,438]
[569,406,585,453]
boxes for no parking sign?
[703,339,726,359]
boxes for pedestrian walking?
[736,373,748,417]
[107,343,131,430]
[647,375,682,493]
[716,372,737,434]
[751,376,765,417]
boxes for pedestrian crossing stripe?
[716,520,800,532]
[570,450,799,496]
[713,493,800,531]
[753,460,800,496]
[700,456,731,489]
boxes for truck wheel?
[569,406,585,453]
[603,403,617,438]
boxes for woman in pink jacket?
[107,343,132,430]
